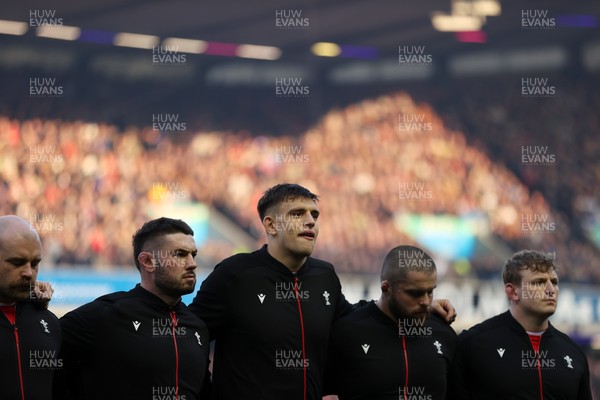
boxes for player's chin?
[179,281,197,294]
[413,311,429,321]
[538,305,557,317]
[13,287,34,302]
[293,243,314,257]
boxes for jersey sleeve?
[447,331,473,400]
[57,300,104,399]
[322,320,343,396]
[578,352,593,400]
[188,261,233,340]
[435,314,458,362]
[332,273,353,321]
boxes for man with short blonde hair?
[450,250,592,399]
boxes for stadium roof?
[1,0,598,64]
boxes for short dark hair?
[257,183,319,221]
[381,245,436,283]
[132,217,194,270]
[502,250,558,285]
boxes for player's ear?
[505,282,518,301]
[263,215,277,237]
[138,251,156,273]
[381,280,391,295]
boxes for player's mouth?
[13,282,32,292]
[298,231,316,240]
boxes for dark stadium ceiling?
[0,0,599,82]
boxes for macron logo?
[257,293,266,304]
[497,348,506,358]
[132,321,141,331]
[362,344,370,354]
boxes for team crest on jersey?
[40,319,50,333]
[563,355,574,369]
[323,291,331,306]
[433,340,443,355]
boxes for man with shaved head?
[325,245,456,400]
[0,215,62,400]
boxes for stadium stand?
[1,69,599,399]
[1,75,599,283]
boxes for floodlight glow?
[114,32,159,49]
[311,42,341,57]
[237,44,281,60]
[474,0,501,16]
[0,20,28,36]
[37,25,81,41]
[432,13,482,31]
[162,38,208,54]
[453,0,500,17]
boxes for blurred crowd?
[1,67,599,284]
[417,74,600,282]
[1,78,599,283]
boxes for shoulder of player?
[176,303,210,330]
[96,289,145,307]
[218,250,256,265]
[305,256,337,273]
[61,290,133,322]
[548,325,588,359]
[18,302,60,324]
[331,303,376,345]
[427,313,457,337]
[457,312,509,343]
[335,301,373,322]
[208,251,263,277]
[59,296,112,336]
[210,251,337,275]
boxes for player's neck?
[267,245,306,272]
[509,306,549,332]
[376,298,397,323]
[140,282,181,307]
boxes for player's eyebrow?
[405,285,437,294]
[172,248,198,257]
[5,257,41,266]
[286,207,320,218]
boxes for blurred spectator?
[0,73,598,284]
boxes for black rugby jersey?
[326,300,456,400]
[450,310,592,400]
[189,244,353,400]
[59,284,211,400]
